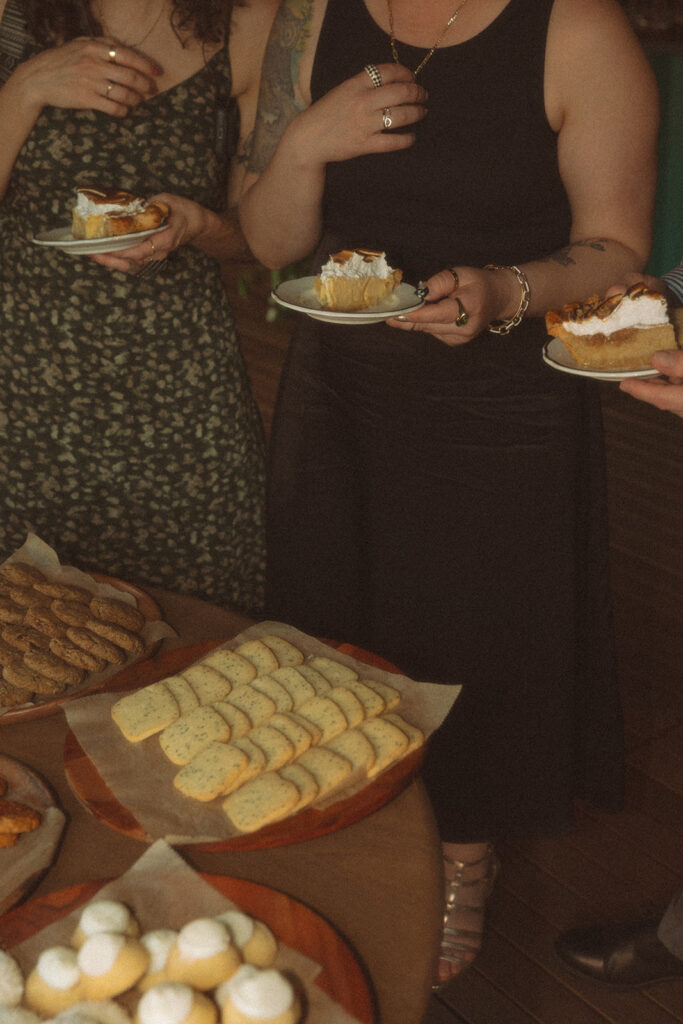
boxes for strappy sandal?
[433,843,499,991]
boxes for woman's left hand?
[88,193,201,274]
[388,265,517,346]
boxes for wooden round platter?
[63,640,425,851]
[0,872,375,1024]
[0,575,162,724]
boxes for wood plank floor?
[226,267,683,1024]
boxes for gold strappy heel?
[433,843,499,991]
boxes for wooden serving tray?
[0,873,375,1024]
[64,640,425,851]
[0,575,162,724]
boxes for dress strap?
[0,0,29,85]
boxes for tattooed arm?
[239,0,426,268]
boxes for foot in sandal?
[433,840,499,990]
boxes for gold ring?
[149,238,156,255]
[382,108,393,129]
[455,298,468,327]
[107,47,117,61]
[448,267,459,287]
[105,80,113,96]
[364,63,382,89]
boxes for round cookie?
[77,933,149,1000]
[72,900,140,949]
[25,605,69,639]
[0,677,33,708]
[1,624,50,652]
[0,950,24,1007]
[49,638,107,673]
[65,628,127,666]
[216,966,301,1024]
[34,581,94,603]
[3,662,62,695]
[51,601,92,628]
[137,930,177,992]
[25,946,83,1015]
[0,597,25,625]
[7,586,51,609]
[89,597,145,634]
[215,913,277,969]
[85,620,144,656]
[0,638,23,667]
[0,562,47,586]
[24,650,85,688]
[165,919,241,990]
[135,983,217,1024]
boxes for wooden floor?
[227,267,683,1024]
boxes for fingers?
[619,378,683,416]
[99,38,160,81]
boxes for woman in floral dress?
[0,0,278,613]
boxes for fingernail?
[653,349,674,368]
[395,315,409,322]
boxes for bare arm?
[239,0,427,268]
[391,0,659,344]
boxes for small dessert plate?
[542,337,660,382]
[272,275,427,325]
[31,224,167,256]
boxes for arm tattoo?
[539,238,609,267]
[247,0,315,175]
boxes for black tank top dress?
[265,0,624,840]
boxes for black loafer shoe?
[555,918,683,988]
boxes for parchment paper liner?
[0,533,177,716]
[0,753,66,915]
[64,622,460,844]
[9,840,363,1024]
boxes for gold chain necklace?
[386,0,472,77]
[95,0,167,49]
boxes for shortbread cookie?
[234,639,279,676]
[23,650,85,687]
[85,619,145,656]
[163,676,200,716]
[277,763,319,813]
[173,742,248,802]
[211,701,251,741]
[160,706,232,766]
[223,686,277,728]
[222,737,267,791]
[111,682,180,742]
[267,712,314,758]
[1,623,51,652]
[358,717,409,776]
[0,561,46,586]
[269,668,315,709]
[25,947,83,1015]
[295,695,347,742]
[246,724,294,771]
[34,581,93,603]
[3,662,62,695]
[383,712,425,753]
[324,728,376,776]
[49,637,107,672]
[66,627,127,665]
[0,597,26,624]
[296,664,331,694]
[361,678,401,709]
[295,747,352,798]
[200,648,256,686]
[249,676,293,713]
[24,605,69,639]
[180,664,231,704]
[165,919,241,990]
[327,686,365,727]
[222,772,300,833]
[89,596,145,633]
[259,635,304,668]
[306,656,358,685]
[0,949,24,1008]
[51,601,92,628]
[343,679,386,717]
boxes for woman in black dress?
[239,0,658,985]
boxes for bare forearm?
[189,205,253,262]
[0,70,43,199]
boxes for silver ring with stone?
[107,47,117,62]
[364,63,383,88]
[382,108,393,129]
[455,298,469,327]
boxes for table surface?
[0,587,443,1024]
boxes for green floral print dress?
[0,36,266,615]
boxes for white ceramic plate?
[272,275,427,324]
[542,337,660,382]
[31,224,167,256]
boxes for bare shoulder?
[229,0,282,98]
[0,0,8,26]
[546,0,657,130]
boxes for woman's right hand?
[284,62,427,167]
[12,37,159,118]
